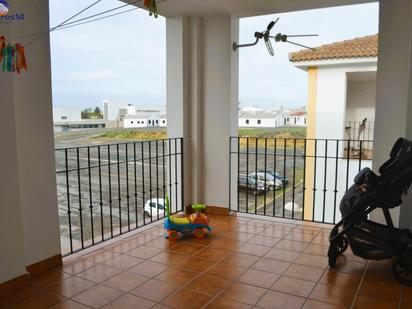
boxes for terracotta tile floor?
[1,213,411,308]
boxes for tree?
[81,106,103,119]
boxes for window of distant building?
[294,118,297,124]
[61,116,67,120]
[304,118,307,125]
[162,120,166,124]
[246,119,249,124]
[131,121,134,124]
[156,120,159,124]
[149,120,151,124]
[257,120,261,124]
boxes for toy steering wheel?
[192,204,206,213]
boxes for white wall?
[53,107,82,122]
[372,0,412,228]
[284,115,307,126]
[123,118,148,128]
[312,63,376,224]
[12,0,61,266]
[159,118,167,127]
[166,14,239,208]
[313,158,372,223]
[0,12,27,284]
[239,117,279,128]
[148,116,160,127]
[346,81,376,122]
[0,0,61,283]
[315,63,376,140]
[202,15,239,207]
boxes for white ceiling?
[347,71,377,82]
[126,0,375,18]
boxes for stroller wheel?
[328,244,338,267]
[392,252,412,286]
[337,237,348,255]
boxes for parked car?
[248,172,284,190]
[144,198,166,218]
[238,176,266,195]
[257,170,289,185]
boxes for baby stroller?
[328,137,412,285]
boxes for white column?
[202,15,239,207]
[0,19,27,284]
[13,0,61,265]
[166,14,239,209]
[372,0,412,228]
[0,0,61,283]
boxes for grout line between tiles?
[349,259,369,309]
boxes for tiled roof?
[289,34,378,62]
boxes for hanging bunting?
[0,36,27,73]
[144,0,158,18]
[0,36,5,64]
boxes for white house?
[239,109,284,128]
[123,110,166,128]
[159,114,167,127]
[123,114,149,128]
[290,34,377,142]
[290,34,377,222]
[283,108,307,126]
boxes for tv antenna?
[233,18,318,56]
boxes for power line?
[10,0,164,47]
[58,0,142,28]
[51,0,104,32]
[55,8,139,32]
[12,0,145,44]
[25,0,104,47]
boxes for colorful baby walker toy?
[164,197,212,240]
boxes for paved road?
[55,129,180,254]
[55,129,306,253]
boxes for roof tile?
[289,34,378,62]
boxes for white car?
[144,198,166,218]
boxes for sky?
[49,1,379,110]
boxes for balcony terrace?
[3,0,412,307]
[0,213,407,308]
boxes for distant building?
[289,34,376,141]
[53,101,167,131]
[53,107,82,122]
[122,105,166,129]
[238,107,307,128]
[54,120,107,132]
[289,34,377,223]
[54,103,119,132]
[283,109,307,127]
[159,114,167,127]
[239,109,283,128]
[123,115,148,128]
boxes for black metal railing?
[55,138,183,256]
[229,137,373,225]
[345,120,374,145]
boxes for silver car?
[248,172,284,191]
